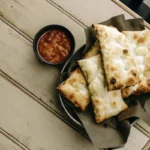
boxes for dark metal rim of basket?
[59,45,86,128]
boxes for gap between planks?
[0,6,89,138]
[143,140,150,150]
[45,0,87,28]
[134,123,150,138]
[0,16,32,43]
[0,70,88,140]
[0,127,29,150]
[0,5,89,142]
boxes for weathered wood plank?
[0,74,97,150]
[0,20,84,136]
[50,0,132,26]
[135,120,150,138]
[143,140,150,150]
[114,127,149,150]
[0,0,86,126]
[0,132,25,150]
[0,20,62,115]
[0,0,85,48]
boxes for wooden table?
[0,0,150,149]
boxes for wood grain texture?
[0,20,61,114]
[0,74,97,150]
[0,0,86,125]
[114,127,149,150]
[0,132,25,150]
[143,140,150,150]
[0,0,85,49]
[50,0,132,26]
[0,128,29,150]
[0,20,85,137]
[135,120,150,138]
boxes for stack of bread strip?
[57,24,150,123]
[57,41,100,111]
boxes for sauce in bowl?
[38,29,71,63]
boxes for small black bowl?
[33,25,75,65]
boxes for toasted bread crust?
[93,24,139,91]
[57,69,90,111]
[121,30,150,98]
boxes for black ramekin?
[33,25,75,65]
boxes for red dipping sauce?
[38,29,71,63]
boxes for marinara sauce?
[38,29,71,63]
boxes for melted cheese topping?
[93,24,139,91]
[78,55,128,123]
[57,69,90,111]
[121,30,150,98]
